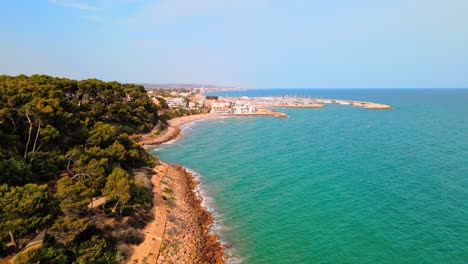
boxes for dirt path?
[127,164,168,264]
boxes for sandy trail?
[127,164,168,264]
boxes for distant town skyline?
[1,0,467,88]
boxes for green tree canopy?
[103,168,132,214]
[0,74,159,184]
[0,184,53,247]
[0,74,159,261]
[49,176,92,245]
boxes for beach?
[137,110,287,146]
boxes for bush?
[167,213,177,223]
[131,182,153,209]
[38,246,69,264]
[163,187,173,194]
[10,248,40,264]
[167,214,185,229]
[120,205,134,216]
[112,227,144,245]
[115,243,131,263]
[9,245,68,264]
[167,227,179,237]
[73,235,116,264]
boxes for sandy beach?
[136,113,222,146]
[137,110,287,146]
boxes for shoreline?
[127,162,225,263]
[158,162,225,263]
[134,113,252,263]
[137,109,287,147]
[133,97,392,263]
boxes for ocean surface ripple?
[152,89,468,263]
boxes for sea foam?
[184,167,243,264]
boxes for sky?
[0,0,467,88]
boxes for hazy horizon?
[3,74,468,89]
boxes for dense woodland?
[0,75,160,263]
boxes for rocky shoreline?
[157,163,225,263]
[129,96,393,263]
[127,162,225,264]
[131,111,290,263]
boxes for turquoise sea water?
[151,89,468,264]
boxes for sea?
[150,89,468,264]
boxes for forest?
[0,74,160,263]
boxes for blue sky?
[1,0,467,88]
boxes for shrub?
[38,246,69,264]
[120,205,134,216]
[10,247,41,264]
[163,187,173,194]
[115,243,132,263]
[112,227,144,245]
[73,235,116,264]
[167,227,179,237]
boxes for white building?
[232,102,257,114]
[165,97,186,107]
[210,102,232,114]
[188,102,196,108]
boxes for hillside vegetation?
[0,74,159,263]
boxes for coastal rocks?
[137,126,181,146]
[158,164,225,264]
[362,103,393,109]
[269,103,324,108]
[257,108,288,117]
[332,100,393,109]
[272,112,288,118]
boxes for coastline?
[132,105,328,262]
[138,110,287,146]
[133,112,281,263]
[132,97,392,263]
[127,162,225,263]
[132,113,237,263]
[158,163,225,263]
